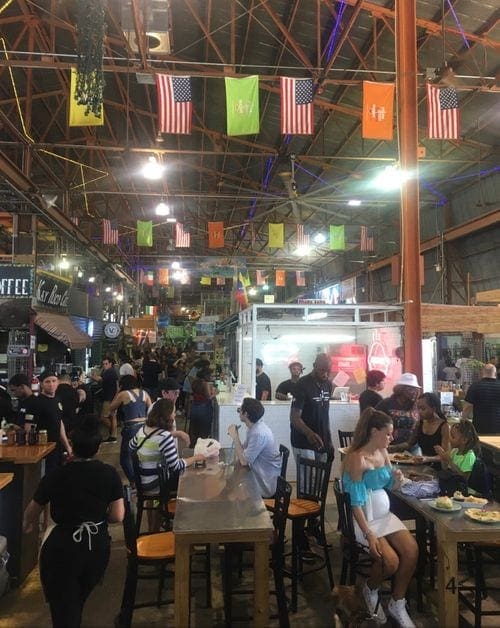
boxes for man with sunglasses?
[227,398,281,498]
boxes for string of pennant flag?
[101,220,376,252]
[139,268,308,288]
[70,70,460,141]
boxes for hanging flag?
[275,270,286,287]
[208,221,224,248]
[280,77,314,135]
[71,216,79,227]
[216,277,226,286]
[225,75,260,136]
[296,224,310,248]
[426,83,459,140]
[145,305,157,316]
[238,271,251,287]
[156,74,192,135]
[296,271,306,287]
[256,270,266,286]
[200,276,212,286]
[69,68,104,127]
[362,81,395,140]
[103,219,119,245]
[137,220,153,247]
[360,226,375,252]
[175,223,190,248]
[234,277,248,309]
[268,223,284,248]
[146,271,154,287]
[158,268,169,286]
[330,225,345,250]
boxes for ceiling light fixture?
[171,261,181,270]
[262,283,269,291]
[142,156,164,180]
[155,201,170,216]
[294,245,311,257]
[88,276,95,283]
[105,286,111,292]
[374,165,410,190]
[248,287,257,296]
[348,199,362,206]
[58,255,69,270]
[313,233,326,244]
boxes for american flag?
[71,216,79,227]
[175,223,190,248]
[156,75,193,135]
[426,83,459,140]
[360,226,375,252]
[296,224,310,248]
[256,270,266,286]
[103,219,119,245]
[280,77,314,135]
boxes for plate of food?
[390,453,425,465]
[464,508,500,524]
[452,491,489,508]
[428,496,462,512]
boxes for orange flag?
[158,268,169,285]
[276,270,286,287]
[362,81,394,140]
[208,221,224,248]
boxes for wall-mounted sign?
[35,271,71,310]
[0,264,34,298]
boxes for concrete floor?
[0,436,498,627]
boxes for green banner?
[330,225,345,250]
[225,76,260,136]
[137,220,153,247]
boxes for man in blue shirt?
[227,397,281,498]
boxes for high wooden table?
[479,435,500,501]
[0,473,13,490]
[392,470,500,628]
[0,443,56,585]
[173,460,273,627]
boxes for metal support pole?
[396,0,423,381]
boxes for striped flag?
[296,224,310,248]
[360,226,375,252]
[156,75,192,135]
[71,216,79,227]
[426,83,459,140]
[103,219,118,245]
[280,77,314,135]
[256,270,266,286]
[175,223,190,248]
[296,271,306,287]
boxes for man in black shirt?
[57,373,80,432]
[91,357,119,442]
[359,369,386,412]
[9,373,37,427]
[275,361,303,401]
[255,358,272,401]
[37,372,72,471]
[463,364,500,434]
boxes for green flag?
[330,225,345,250]
[238,271,251,287]
[225,76,260,136]
[137,220,153,247]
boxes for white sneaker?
[362,581,386,623]
[388,598,416,628]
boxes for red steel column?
[396,0,422,381]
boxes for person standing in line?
[57,373,80,434]
[455,348,476,393]
[462,363,500,434]
[91,357,119,443]
[359,370,386,413]
[275,361,303,401]
[227,397,281,498]
[255,358,272,401]
[141,350,163,400]
[189,367,216,447]
[23,415,124,628]
[183,357,209,424]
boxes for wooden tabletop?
[0,442,56,464]
[479,436,500,450]
[0,473,13,489]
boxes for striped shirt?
[129,427,186,495]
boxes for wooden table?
[173,460,273,627]
[0,443,56,585]
[0,473,13,490]
[479,435,500,501]
[392,472,500,628]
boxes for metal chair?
[338,430,354,449]
[284,454,334,612]
[223,476,292,627]
[157,462,178,530]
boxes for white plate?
[464,509,500,524]
[453,498,488,508]
[428,500,462,513]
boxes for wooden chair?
[223,476,292,627]
[284,454,334,612]
[459,541,500,628]
[115,485,175,628]
[338,430,354,449]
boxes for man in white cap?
[275,361,304,400]
[376,373,421,450]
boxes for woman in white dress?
[342,407,418,628]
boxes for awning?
[34,312,92,349]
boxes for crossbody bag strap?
[135,428,163,453]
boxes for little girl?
[435,419,479,479]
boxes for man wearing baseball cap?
[275,361,303,401]
[376,373,421,449]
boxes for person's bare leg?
[386,529,418,599]
[367,536,399,589]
